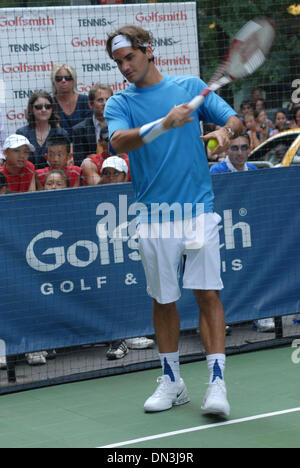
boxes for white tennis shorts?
[137,212,224,304]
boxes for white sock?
[159,351,180,382]
[206,353,226,383]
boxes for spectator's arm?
[81,158,101,185]
[29,174,37,192]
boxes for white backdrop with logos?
[0,2,199,134]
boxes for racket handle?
[188,94,205,111]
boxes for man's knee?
[194,290,221,310]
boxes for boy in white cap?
[81,126,131,185]
[0,134,36,192]
[100,155,128,184]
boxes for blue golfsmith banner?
[0,167,300,355]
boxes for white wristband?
[139,118,168,144]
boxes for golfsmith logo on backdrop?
[135,10,188,24]
[0,15,55,29]
[24,196,252,296]
[25,195,252,273]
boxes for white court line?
[99,407,300,448]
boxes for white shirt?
[92,114,102,143]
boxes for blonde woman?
[51,64,92,139]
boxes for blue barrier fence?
[1,167,300,356]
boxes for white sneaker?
[26,351,47,365]
[126,337,154,349]
[201,377,230,418]
[255,318,275,332]
[144,375,190,412]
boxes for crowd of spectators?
[206,87,300,164]
[0,69,299,192]
[0,64,131,192]
[0,66,299,367]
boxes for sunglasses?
[230,145,249,152]
[102,171,122,177]
[34,104,52,110]
[55,75,73,83]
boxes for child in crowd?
[243,112,260,150]
[36,134,81,189]
[0,134,36,192]
[81,125,130,185]
[100,155,129,185]
[43,169,70,190]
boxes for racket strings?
[244,49,266,74]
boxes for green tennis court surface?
[0,346,299,448]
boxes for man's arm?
[110,128,142,154]
[110,104,195,154]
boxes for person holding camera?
[255,109,273,143]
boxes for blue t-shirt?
[104,75,236,222]
[210,160,258,174]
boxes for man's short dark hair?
[235,131,250,145]
[106,24,154,60]
[88,83,113,104]
[46,135,71,154]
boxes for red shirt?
[87,152,131,182]
[0,161,35,192]
[36,166,82,188]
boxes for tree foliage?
[196,0,300,103]
[1,0,299,104]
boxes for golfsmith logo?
[0,15,55,28]
[26,197,252,273]
[25,198,252,296]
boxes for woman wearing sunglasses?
[51,64,92,140]
[16,90,69,168]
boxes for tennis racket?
[188,17,276,112]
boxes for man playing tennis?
[104,25,243,417]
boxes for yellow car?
[248,128,300,168]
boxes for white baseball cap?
[3,134,35,152]
[101,156,128,174]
